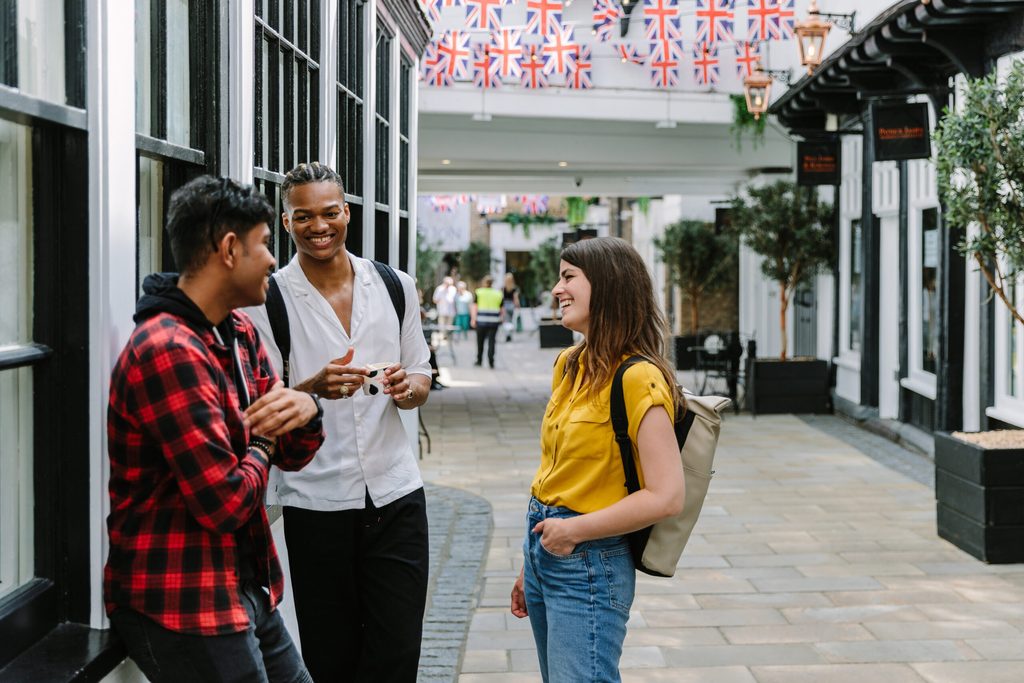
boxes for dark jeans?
[283,487,429,683]
[110,581,311,683]
[476,324,498,366]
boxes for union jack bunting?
[592,0,621,43]
[542,24,577,76]
[734,40,762,78]
[643,0,680,43]
[692,42,720,86]
[520,45,549,88]
[430,195,458,213]
[695,0,734,45]
[437,31,471,79]
[566,45,594,89]
[476,195,507,214]
[526,0,563,36]
[422,43,453,86]
[615,43,648,65]
[440,0,463,7]
[520,195,549,215]
[472,45,502,88]
[490,29,523,80]
[649,40,680,88]
[419,0,442,23]
[465,0,503,31]
[746,0,796,42]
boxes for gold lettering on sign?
[877,126,925,141]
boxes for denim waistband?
[528,496,580,520]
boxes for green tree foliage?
[729,94,766,151]
[530,236,563,310]
[730,180,833,360]
[565,196,589,227]
[935,61,1024,327]
[415,233,443,290]
[655,220,737,335]
[461,241,494,283]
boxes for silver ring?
[340,385,349,398]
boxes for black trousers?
[282,488,429,683]
[476,324,498,366]
[111,581,311,683]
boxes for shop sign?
[797,139,840,186]
[873,102,931,161]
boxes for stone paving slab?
[416,334,1024,682]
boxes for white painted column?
[362,0,378,257]
[226,0,255,181]
[87,0,138,627]
[321,0,339,169]
[874,161,900,419]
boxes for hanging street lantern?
[794,1,857,74]
[743,68,773,120]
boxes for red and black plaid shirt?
[104,310,323,635]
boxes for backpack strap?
[373,260,405,332]
[265,276,291,387]
[611,355,647,495]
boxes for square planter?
[746,358,829,414]
[539,321,574,348]
[935,431,1024,563]
[673,334,701,370]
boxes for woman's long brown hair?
[560,237,683,414]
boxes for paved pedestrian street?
[418,335,1024,682]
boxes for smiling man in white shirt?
[245,162,432,683]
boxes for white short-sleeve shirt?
[244,254,432,510]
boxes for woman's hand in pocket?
[533,517,579,557]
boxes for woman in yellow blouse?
[510,237,685,682]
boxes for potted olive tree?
[730,180,833,413]
[655,220,737,370]
[933,61,1024,563]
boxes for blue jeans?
[111,580,312,683]
[522,497,636,683]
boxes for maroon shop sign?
[797,139,840,186]
[873,102,932,161]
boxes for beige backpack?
[611,356,731,577]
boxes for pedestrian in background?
[455,280,473,340]
[510,237,685,683]
[472,274,503,368]
[432,276,457,339]
[502,272,520,342]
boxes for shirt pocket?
[568,404,610,425]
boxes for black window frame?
[134,0,222,291]
[0,1,92,669]
[255,0,322,266]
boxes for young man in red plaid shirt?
[105,176,325,683]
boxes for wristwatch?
[307,392,325,424]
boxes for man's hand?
[385,365,430,409]
[294,347,368,400]
[244,381,319,438]
[510,568,528,618]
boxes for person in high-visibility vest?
[472,275,504,368]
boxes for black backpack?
[264,261,405,387]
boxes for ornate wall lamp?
[743,67,791,119]
[794,1,856,73]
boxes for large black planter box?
[747,358,829,414]
[673,335,701,370]
[539,322,574,348]
[935,431,1024,563]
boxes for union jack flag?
[696,0,734,46]
[490,28,523,80]
[476,195,507,214]
[526,0,563,36]
[643,0,680,43]
[542,24,577,76]
[419,0,442,23]
[431,195,458,213]
[422,43,453,86]
[566,45,593,89]
[437,31,471,79]
[521,45,549,88]
[734,40,762,78]
[593,0,621,43]
[649,40,680,88]
[472,44,502,88]
[693,42,720,86]
[747,0,795,42]
[615,43,648,65]
[520,195,549,215]
[464,0,502,31]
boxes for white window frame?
[901,159,939,400]
[989,269,1024,426]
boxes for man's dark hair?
[281,162,346,210]
[166,175,275,274]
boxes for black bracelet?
[250,435,275,462]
